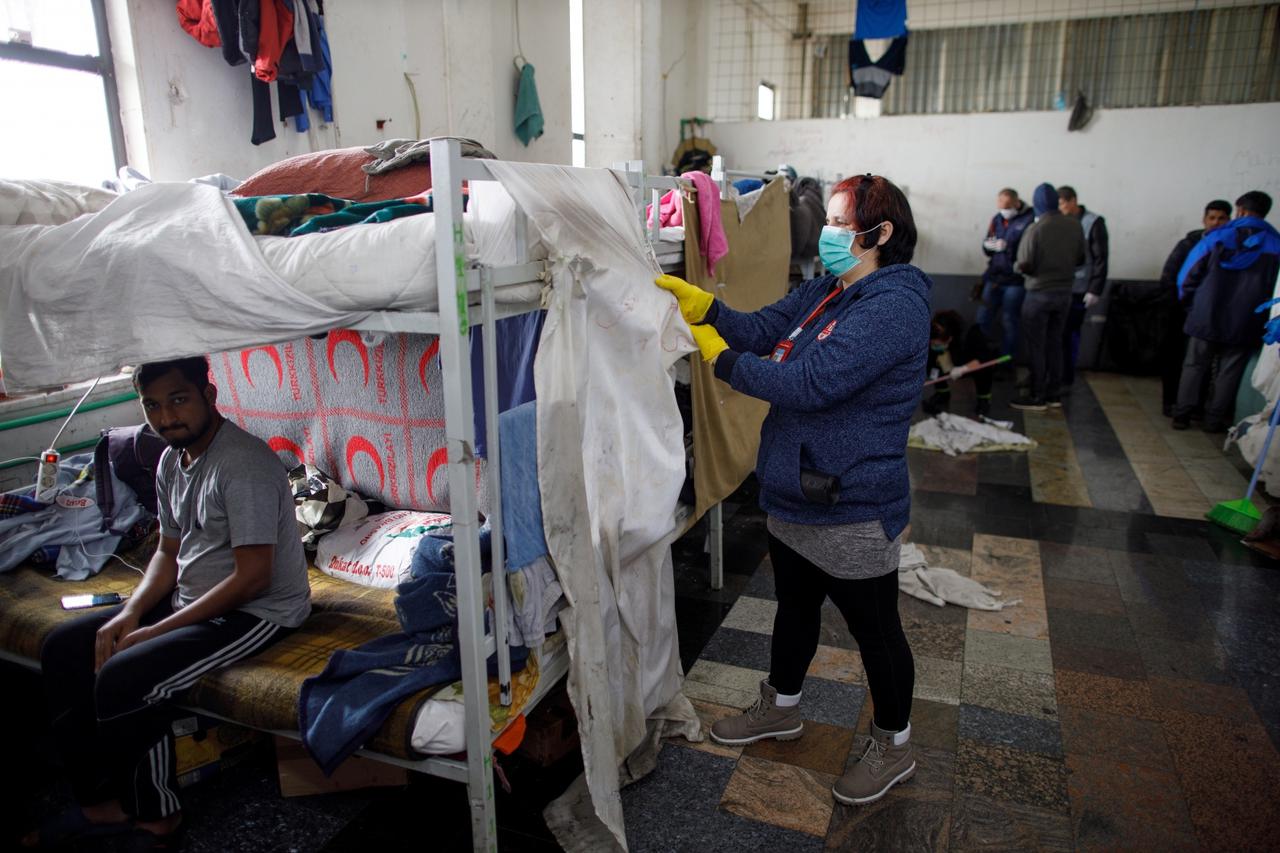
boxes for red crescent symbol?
[426,446,448,504]
[268,436,305,464]
[418,339,440,392]
[345,436,385,491]
[327,330,370,386]
[241,347,283,388]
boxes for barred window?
[714,2,1280,121]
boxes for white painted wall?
[710,103,1280,279]
[107,0,571,182]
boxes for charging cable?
[34,377,102,502]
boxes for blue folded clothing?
[499,401,549,571]
[299,522,526,774]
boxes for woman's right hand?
[655,274,714,325]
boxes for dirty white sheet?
[0,180,539,390]
[908,412,1037,456]
[0,179,117,226]
[487,160,700,851]
[898,543,1020,611]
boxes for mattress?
[0,180,544,390]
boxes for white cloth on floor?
[486,160,700,852]
[908,412,1036,456]
[897,543,1021,611]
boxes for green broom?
[1207,399,1280,534]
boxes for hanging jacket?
[1178,216,1280,346]
[253,0,294,82]
[982,203,1034,287]
[176,0,221,47]
[1070,207,1109,296]
[847,34,909,99]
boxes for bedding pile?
[0,179,538,390]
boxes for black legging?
[767,533,915,732]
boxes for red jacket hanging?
[254,0,295,82]
[176,0,220,48]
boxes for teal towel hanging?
[514,62,544,147]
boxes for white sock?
[892,723,911,746]
[774,690,802,708]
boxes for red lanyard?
[770,286,843,363]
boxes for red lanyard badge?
[770,287,844,363]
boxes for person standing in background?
[1057,186,1109,387]
[1012,183,1086,411]
[1158,200,1232,417]
[1172,190,1280,432]
[975,188,1034,363]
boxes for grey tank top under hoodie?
[767,516,903,580]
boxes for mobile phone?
[60,592,124,610]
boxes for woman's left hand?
[690,324,729,362]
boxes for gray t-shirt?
[767,516,902,580]
[157,420,311,628]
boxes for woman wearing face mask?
[655,174,930,806]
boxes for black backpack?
[94,424,166,532]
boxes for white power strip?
[34,448,60,503]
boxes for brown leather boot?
[832,722,915,805]
[708,680,804,746]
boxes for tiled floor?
[6,372,1280,851]
[625,373,1280,852]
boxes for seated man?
[924,310,997,417]
[25,356,310,850]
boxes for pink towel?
[682,170,728,276]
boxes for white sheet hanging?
[486,160,700,851]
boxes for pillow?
[233,147,432,202]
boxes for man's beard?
[160,409,213,448]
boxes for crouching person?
[24,356,310,850]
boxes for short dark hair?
[133,356,211,394]
[830,173,918,267]
[1057,185,1078,202]
[1206,199,1232,216]
[931,310,965,342]
[998,187,1019,200]
[1236,190,1273,218]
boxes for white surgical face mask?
[998,208,1017,220]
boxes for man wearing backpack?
[1172,191,1280,432]
[26,356,310,850]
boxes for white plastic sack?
[314,510,451,588]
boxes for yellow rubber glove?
[690,323,729,363]
[655,274,715,325]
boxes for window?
[0,0,125,184]
[757,81,776,119]
[812,4,1280,118]
[570,0,585,166]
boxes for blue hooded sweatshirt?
[1177,216,1280,346]
[709,264,932,538]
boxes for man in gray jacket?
[1012,183,1086,411]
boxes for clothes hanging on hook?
[514,62,544,146]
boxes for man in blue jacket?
[975,188,1035,360]
[1173,191,1280,432]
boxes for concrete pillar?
[582,0,641,166]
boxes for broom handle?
[924,354,1012,387]
[1245,400,1280,502]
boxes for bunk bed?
[615,158,791,591]
[0,139,701,852]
